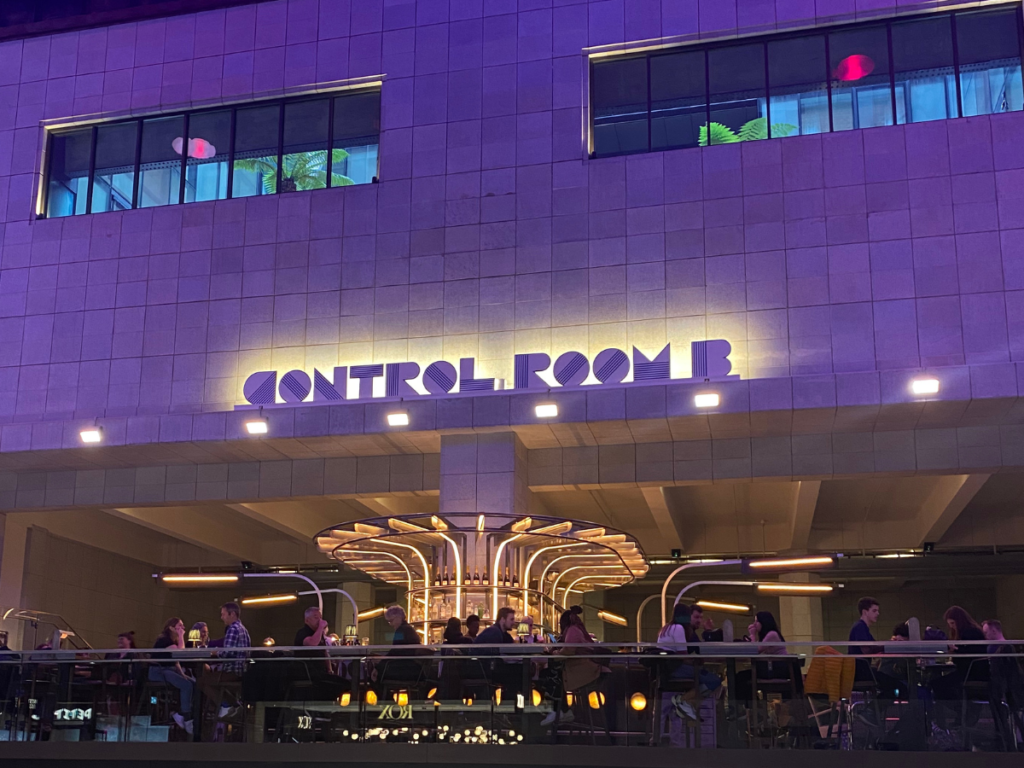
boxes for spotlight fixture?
[387,412,409,427]
[79,426,102,444]
[911,378,940,396]
[694,393,720,408]
[245,418,268,435]
[535,403,558,418]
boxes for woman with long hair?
[734,611,789,707]
[931,606,987,725]
[656,603,722,720]
[541,607,606,727]
[149,617,194,734]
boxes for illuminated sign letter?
[592,349,629,384]
[386,362,421,397]
[632,345,670,380]
[423,361,457,394]
[313,367,347,401]
[514,353,550,390]
[459,358,494,392]
[279,370,312,403]
[691,340,732,379]
[350,364,384,398]
[243,371,276,405]
[553,351,589,387]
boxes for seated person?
[375,606,424,684]
[878,622,911,691]
[150,618,194,734]
[982,619,1024,749]
[930,606,986,726]
[293,606,348,698]
[656,603,722,719]
[690,605,724,642]
[734,611,789,705]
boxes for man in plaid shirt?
[199,602,250,728]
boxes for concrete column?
[0,514,29,650]
[439,432,530,516]
[778,573,824,656]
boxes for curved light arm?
[636,594,660,643]
[243,572,323,612]
[564,574,630,605]
[376,539,432,635]
[660,560,742,626]
[672,580,756,607]
[522,542,585,618]
[542,553,618,599]
[551,563,622,604]
[491,533,523,618]
[297,588,358,627]
[337,548,413,615]
[436,531,463,616]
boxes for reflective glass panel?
[138,115,183,208]
[46,128,91,218]
[232,103,280,197]
[829,25,893,131]
[90,121,137,213]
[892,16,957,124]
[768,35,828,137]
[591,56,649,156]
[185,109,231,203]
[282,99,330,192]
[708,43,767,144]
[957,8,1024,117]
[332,91,381,186]
[649,50,706,150]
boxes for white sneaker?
[671,695,697,721]
[558,709,575,724]
[172,712,194,734]
[540,711,558,726]
[218,704,239,719]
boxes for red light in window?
[834,54,874,82]
[171,137,217,159]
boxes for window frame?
[41,87,382,219]
[589,3,1024,159]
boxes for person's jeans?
[148,666,193,716]
[670,663,722,691]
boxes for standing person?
[200,602,250,722]
[465,614,481,640]
[150,618,194,734]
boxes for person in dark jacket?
[931,606,987,727]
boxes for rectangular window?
[892,16,958,124]
[708,43,767,144]
[650,50,706,151]
[768,35,828,137]
[138,115,183,208]
[589,4,1023,158]
[591,56,649,156]
[42,88,381,217]
[185,109,231,203]
[957,7,1024,117]
[46,128,91,218]
[829,25,893,131]
[90,121,136,214]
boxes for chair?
[647,657,703,747]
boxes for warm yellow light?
[494,689,502,705]
[339,693,351,707]
[161,574,238,584]
[463,696,474,706]
[532,689,542,707]
[79,427,102,443]
[588,691,605,709]
[427,688,436,699]
[477,514,486,531]
[511,517,533,532]
[430,515,448,531]
[245,419,268,435]
[565,693,574,706]
[911,378,940,395]
[747,556,834,569]
[366,690,378,705]
[240,594,297,606]
[387,412,409,427]
[630,692,647,711]
[597,610,628,627]
[263,637,275,646]
[756,583,834,594]
[357,607,386,621]
[694,393,720,408]
[535,403,558,418]
[695,599,751,614]
[397,691,409,706]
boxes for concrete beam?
[640,487,684,552]
[786,481,821,553]
[917,474,990,546]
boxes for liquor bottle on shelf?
[466,570,472,585]
[482,570,489,585]
[504,567,511,586]
[434,573,442,587]
[473,570,480,585]
[512,573,520,587]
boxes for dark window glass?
[232,103,280,197]
[892,16,957,124]
[956,8,1024,117]
[185,109,231,203]
[708,43,767,144]
[138,115,183,208]
[90,121,136,213]
[591,56,649,156]
[650,50,706,150]
[333,91,380,186]
[46,128,91,218]
[829,25,893,131]
[768,35,828,137]
[282,99,330,192]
